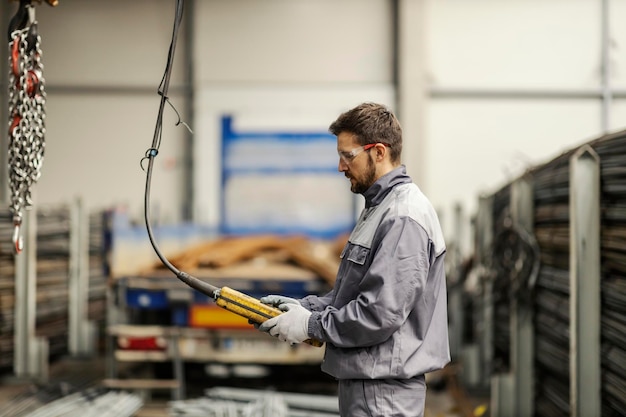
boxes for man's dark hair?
[329,102,402,164]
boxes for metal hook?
[12,223,24,254]
[7,0,58,42]
[8,0,32,40]
[27,3,36,24]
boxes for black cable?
[143,0,219,296]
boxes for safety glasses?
[338,143,388,164]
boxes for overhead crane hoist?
[141,0,322,347]
[6,0,57,254]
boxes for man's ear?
[375,143,387,160]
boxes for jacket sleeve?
[300,289,335,312]
[308,216,431,347]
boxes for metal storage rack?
[464,129,626,417]
[105,261,330,398]
[0,200,107,380]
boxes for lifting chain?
[7,5,46,254]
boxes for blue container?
[250,280,314,299]
[171,306,189,326]
[192,289,214,304]
[126,289,169,309]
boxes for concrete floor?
[0,357,481,417]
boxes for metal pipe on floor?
[205,386,339,413]
[169,387,340,417]
[23,390,143,417]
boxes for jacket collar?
[362,165,412,208]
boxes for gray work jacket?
[302,166,450,380]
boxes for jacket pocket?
[345,245,369,265]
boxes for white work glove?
[259,303,311,345]
[260,294,300,308]
[249,295,301,330]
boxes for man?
[258,102,450,417]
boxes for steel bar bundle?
[87,211,107,332]
[589,134,626,416]
[30,206,71,360]
[531,152,572,417]
[477,130,626,416]
[490,184,511,374]
[0,210,15,368]
[0,206,72,363]
[0,205,109,374]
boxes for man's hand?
[248,295,301,330]
[260,295,300,308]
[259,303,311,345]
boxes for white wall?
[6,0,190,224]
[613,1,626,88]
[428,0,602,90]
[192,0,395,227]
[3,0,625,251]
[194,0,393,84]
[425,0,626,249]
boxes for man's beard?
[351,156,376,194]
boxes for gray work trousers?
[337,375,426,417]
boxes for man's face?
[337,132,377,194]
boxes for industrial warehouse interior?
[0,0,625,416]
